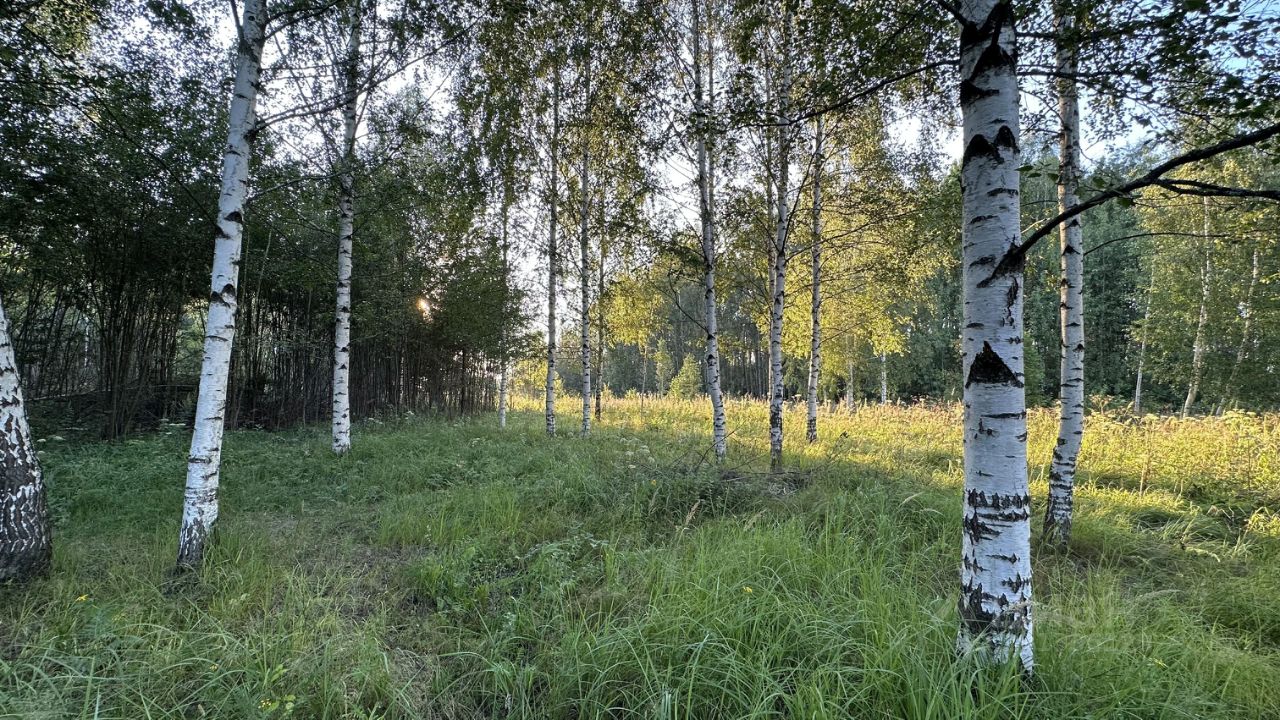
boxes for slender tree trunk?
[1222,248,1259,409]
[693,0,727,462]
[595,211,605,422]
[0,295,51,582]
[497,194,512,429]
[1134,262,1154,415]
[956,0,1033,670]
[846,354,856,412]
[879,351,887,405]
[332,0,362,456]
[806,116,823,444]
[640,342,648,396]
[1182,197,1211,419]
[579,52,592,438]
[1044,5,1083,546]
[546,67,561,437]
[177,0,268,570]
[767,9,792,471]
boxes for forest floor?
[2,398,1279,719]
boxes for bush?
[668,358,703,398]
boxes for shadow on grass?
[2,404,1277,719]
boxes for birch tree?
[954,0,1034,669]
[805,115,823,443]
[1222,247,1260,410]
[331,0,363,456]
[691,0,727,461]
[1044,0,1083,547]
[545,66,563,437]
[766,7,794,471]
[578,44,593,438]
[1182,197,1212,418]
[0,294,51,582]
[497,193,514,428]
[176,0,269,569]
[1133,261,1155,416]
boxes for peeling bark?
[177,0,268,570]
[956,0,1033,670]
[332,0,362,457]
[1045,2,1083,547]
[0,295,51,582]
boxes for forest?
[1,0,1279,717]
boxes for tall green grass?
[1,399,1277,718]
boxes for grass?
[2,397,1278,719]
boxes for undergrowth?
[1,398,1277,718]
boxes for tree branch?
[981,122,1280,287]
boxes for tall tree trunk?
[806,116,823,444]
[767,9,792,471]
[0,295,51,582]
[1134,262,1154,415]
[1222,247,1259,409]
[177,0,268,570]
[579,52,592,438]
[595,199,605,422]
[846,354,856,412]
[879,351,887,405]
[1044,4,1083,546]
[1182,197,1211,419]
[497,193,512,429]
[332,0,362,456]
[956,0,1033,670]
[693,0,727,462]
[640,341,648,396]
[546,67,562,437]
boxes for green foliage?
[668,357,703,398]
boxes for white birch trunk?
[498,196,512,429]
[806,116,823,444]
[546,67,562,437]
[693,0,726,462]
[1045,6,1083,546]
[956,0,1033,670]
[1222,248,1259,409]
[331,0,362,456]
[579,53,592,438]
[177,0,268,569]
[846,354,856,412]
[767,10,792,471]
[879,351,888,405]
[0,295,51,582]
[1182,197,1211,419]
[497,361,509,428]
[1134,262,1154,415]
[595,197,605,423]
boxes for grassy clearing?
[2,398,1278,718]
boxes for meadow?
[1,397,1278,719]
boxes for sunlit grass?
[1,397,1277,718]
